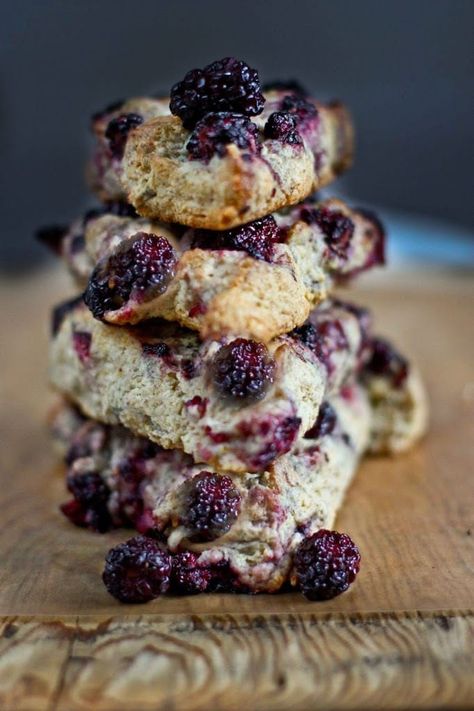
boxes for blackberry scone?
[49,298,371,472]
[88,58,354,229]
[41,198,384,342]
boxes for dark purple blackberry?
[182,471,241,542]
[187,112,261,163]
[170,552,212,595]
[102,535,172,603]
[294,529,361,600]
[279,93,318,131]
[35,225,67,255]
[248,415,301,470]
[264,111,302,145]
[170,57,265,129]
[291,319,348,371]
[72,331,91,364]
[262,79,308,95]
[84,232,177,320]
[304,402,337,439]
[300,206,355,260]
[61,471,112,533]
[364,337,409,388]
[91,98,124,124]
[210,338,276,401]
[51,296,84,336]
[192,215,282,262]
[67,471,110,507]
[105,112,143,159]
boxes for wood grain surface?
[0,266,473,710]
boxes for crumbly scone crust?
[49,300,366,472]
[61,198,382,341]
[53,384,370,592]
[87,92,354,229]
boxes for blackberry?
[264,111,302,145]
[279,93,318,130]
[210,338,275,401]
[170,57,265,129]
[187,112,261,163]
[248,415,301,470]
[364,337,409,388]
[170,552,212,595]
[304,402,337,439]
[105,112,143,159]
[300,206,354,259]
[84,232,177,320]
[294,529,361,600]
[192,215,281,262]
[102,535,172,603]
[182,471,241,542]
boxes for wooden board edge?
[1,611,473,711]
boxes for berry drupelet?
[210,338,276,401]
[182,471,241,542]
[102,535,172,603]
[170,57,265,129]
[186,112,261,163]
[84,232,177,319]
[294,529,361,600]
[191,215,282,262]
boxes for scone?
[49,298,370,472]
[53,382,371,592]
[88,57,353,228]
[46,198,384,342]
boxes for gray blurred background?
[1,0,473,272]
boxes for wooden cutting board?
[0,266,473,711]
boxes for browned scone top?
[88,91,354,229]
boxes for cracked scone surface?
[53,383,370,592]
[88,91,354,229]
[49,299,369,472]
[59,198,384,341]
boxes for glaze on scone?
[49,298,370,472]
[88,90,353,229]
[56,198,384,341]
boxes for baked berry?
[294,529,361,600]
[192,215,282,262]
[292,319,348,371]
[304,402,337,439]
[262,79,308,95]
[279,93,318,131]
[170,552,212,595]
[248,415,301,470]
[105,112,143,159]
[84,232,177,320]
[35,225,67,255]
[60,495,112,534]
[210,338,275,401]
[264,111,302,145]
[187,112,261,163]
[365,337,408,388]
[170,57,265,129]
[72,331,91,364]
[91,98,124,124]
[103,535,172,603]
[300,207,355,260]
[67,471,110,507]
[51,296,84,336]
[182,471,241,542]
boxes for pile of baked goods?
[39,58,427,603]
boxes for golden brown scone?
[87,91,354,228]
[57,198,384,342]
[48,298,369,473]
